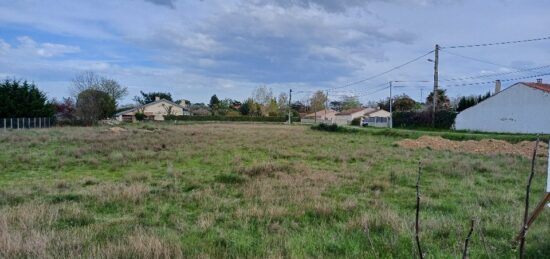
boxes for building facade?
[115,97,191,122]
[454,80,550,133]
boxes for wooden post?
[415,161,424,259]
[519,137,540,258]
[3,118,5,131]
[514,192,550,245]
[34,117,36,128]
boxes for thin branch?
[415,161,424,259]
[462,218,475,259]
[519,136,540,259]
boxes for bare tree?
[519,137,540,259]
[310,91,327,112]
[71,71,101,97]
[415,161,424,259]
[99,78,128,105]
[462,219,475,259]
[71,71,128,105]
[162,103,174,116]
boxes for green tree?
[209,95,220,115]
[426,89,451,110]
[0,79,54,117]
[341,95,361,110]
[76,89,116,124]
[456,92,491,112]
[239,98,262,116]
[309,90,328,112]
[393,94,417,112]
[133,91,172,105]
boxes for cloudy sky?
[1,0,549,104]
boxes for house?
[455,79,550,133]
[333,107,376,125]
[115,97,191,122]
[363,109,391,128]
[301,109,338,124]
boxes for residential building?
[334,107,376,125]
[301,109,338,124]
[363,109,391,127]
[455,79,550,133]
[115,97,191,122]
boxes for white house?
[455,79,550,133]
[115,97,191,122]
[334,107,376,125]
[363,109,391,128]
[301,109,338,124]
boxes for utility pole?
[288,89,292,124]
[420,88,424,103]
[389,81,393,128]
[432,44,440,128]
[325,90,329,120]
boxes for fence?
[1,117,54,130]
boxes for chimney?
[494,80,501,94]
[155,96,161,101]
[537,78,543,84]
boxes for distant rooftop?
[522,81,550,93]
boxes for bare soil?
[397,136,548,158]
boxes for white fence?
[1,117,54,130]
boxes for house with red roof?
[455,79,550,133]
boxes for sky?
[1,0,550,105]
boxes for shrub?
[351,117,361,126]
[392,110,457,129]
[312,123,342,132]
[134,112,145,121]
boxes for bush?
[392,110,457,129]
[164,115,301,123]
[134,112,145,121]
[350,117,361,126]
[311,123,347,132]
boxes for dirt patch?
[108,127,127,133]
[397,136,548,159]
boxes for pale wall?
[119,100,189,121]
[455,84,550,133]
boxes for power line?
[442,36,550,49]
[440,49,519,69]
[441,72,550,88]
[326,50,434,92]
[440,64,550,82]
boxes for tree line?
[0,72,494,124]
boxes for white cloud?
[0,0,549,104]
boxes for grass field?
[0,123,548,258]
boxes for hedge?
[164,115,301,122]
[392,110,457,129]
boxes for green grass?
[0,123,548,258]
[314,124,549,143]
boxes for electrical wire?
[442,36,550,49]
[326,50,434,92]
[440,64,550,82]
[441,72,550,88]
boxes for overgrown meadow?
[0,123,548,258]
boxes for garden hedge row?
[164,115,301,122]
[392,110,457,129]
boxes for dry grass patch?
[90,183,150,204]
